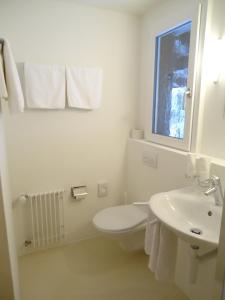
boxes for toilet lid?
[93,204,148,233]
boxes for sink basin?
[149,186,222,247]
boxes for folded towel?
[185,153,196,179]
[24,63,65,109]
[0,39,24,112]
[66,67,103,110]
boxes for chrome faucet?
[204,175,224,206]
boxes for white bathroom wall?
[0,0,140,251]
[0,104,20,299]
[126,139,189,203]
[198,0,225,160]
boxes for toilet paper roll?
[130,129,144,139]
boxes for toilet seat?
[93,204,147,234]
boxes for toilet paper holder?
[71,185,88,200]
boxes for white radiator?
[26,190,65,249]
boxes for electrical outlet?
[98,181,108,197]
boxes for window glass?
[152,22,192,139]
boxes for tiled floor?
[19,237,189,300]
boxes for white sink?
[149,186,222,247]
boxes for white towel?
[185,153,196,179]
[66,67,103,110]
[155,224,178,282]
[0,39,24,112]
[24,63,65,109]
[145,216,177,282]
[0,44,8,99]
[144,209,158,255]
[147,220,160,272]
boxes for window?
[153,22,191,140]
[146,15,200,151]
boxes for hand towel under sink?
[145,214,177,282]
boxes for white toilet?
[93,204,148,251]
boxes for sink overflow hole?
[208,211,213,216]
[190,228,202,235]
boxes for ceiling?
[72,0,159,15]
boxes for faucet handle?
[208,175,224,206]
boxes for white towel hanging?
[0,39,24,112]
[24,63,66,109]
[66,67,103,110]
[144,210,158,256]
[0,44,8,99]
[155,224,178,282]
[145,215,178,282]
